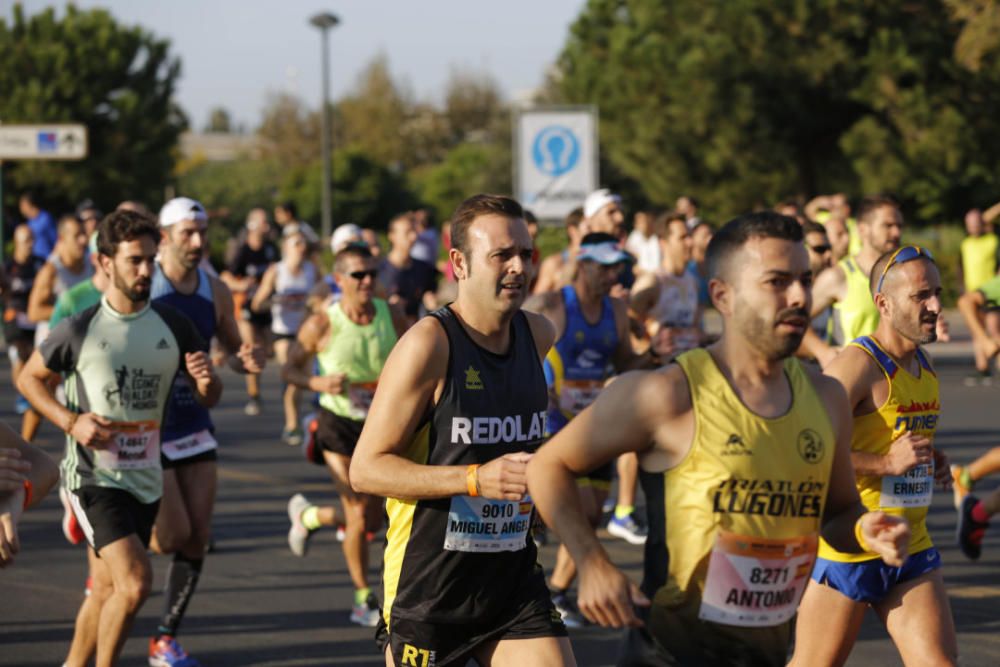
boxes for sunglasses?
[348,269,378,281]
[875,245,934,293]
[807,244,831,254]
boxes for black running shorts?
[376,573,567,667]
[72,486,160,555]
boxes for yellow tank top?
[832,257,879,345]
[961,233,998,292]
[817,336,938,563]
[656,350,835,635]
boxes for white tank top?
[271,261,316,335]
[51,254,94,298]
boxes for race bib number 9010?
[443,495,533,553]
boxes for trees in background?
[0,4,186,214]
[555,0,1000,221]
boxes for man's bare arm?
[26,264,56,323]
[815,371,910,564]
[249,265,277,313]
[527,368,691,627]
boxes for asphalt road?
[2,351,999,666]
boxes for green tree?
[281,149,418,230]
[412,143,511,220]
[557,0,1000,221]
[205,107,233,133]
[0,3,186,213]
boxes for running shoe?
[85,575,92,597]
[287,493,313,557]
[350,592,381,627]
[282,427,304,447]
[957,495,989,561]
[951,464,972,510]
[59,486,85,546]
[148,635,200,667]
[14,394,30,415]
[552,592,588,628]
[607,512,648,545]
[243,397,261,416]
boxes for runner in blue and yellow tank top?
[525,232,652,627]
[793,246,958,666]
[530,212,910,666]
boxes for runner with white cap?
[147,196,265,667]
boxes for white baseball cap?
[159,197,207,227]
[583,188,621,219]
[331,223,364,253]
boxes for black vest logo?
[464,365,484,391]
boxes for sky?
[10,0,587,130]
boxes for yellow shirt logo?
[465,365,484,390]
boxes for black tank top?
[381,305,548,625]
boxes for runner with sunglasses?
[802,221,835,343]
[792,245,957,666]
[799,195,902,367]
[282,243,407,626]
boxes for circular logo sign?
[532,125,580,176]
[797,429,825,464]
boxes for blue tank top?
[151,263,216,441]
[543,285,619,435]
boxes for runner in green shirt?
[17,209,221,667]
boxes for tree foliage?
[556,0,1000,221]
[0,3,186,213]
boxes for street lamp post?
[309,12,339,242]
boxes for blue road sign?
[37,132,58,153]
[532,125,580,177]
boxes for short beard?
[114,272,150,304]
[734,296,806,361]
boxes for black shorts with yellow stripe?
[578,461,614,491]
[376,566,567,667]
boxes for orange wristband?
[22,479,33,510]
[466,464,480,497]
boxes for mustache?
[775,307,809,323]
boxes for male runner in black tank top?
[351,194,575,667]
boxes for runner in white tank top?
[252,230,319,445]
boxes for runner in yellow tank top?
[528,212,911,666]
[799,195,902,367]
[792,246,957,667]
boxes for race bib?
[443,495,534,553]
[347,381,378,420]
[699,531,817,627]
[95,420,160,471]
[161,428,217,461]
[880,463,934,508]
[558,379,603,416]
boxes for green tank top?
[832,257,879,345]
[317,298,397,420]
